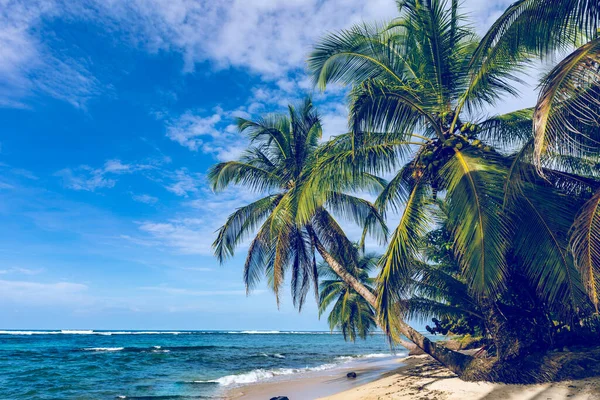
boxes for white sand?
[320,355,600,400]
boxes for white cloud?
[0,0,537,109]
[86,0,518,78]
[165,109,222,151]
[137,218,212,254]
[162,107,248,161]
[72,0,397,77]
[164,168,203,197]
[0,279,88,305]
[131,193,159,204]
[55,165,117,191]
[0,0,102,108]
[133,183,259,255]
[55,159,154,191]
[139,286,262,296]
[0,267,43,275]
[177,267,213,272]
[0,181,15,190]
[10,168,38,180]
[320,102,350,141]
[103,159,133,174]
[0,0,394,107]
[462,0,515,34]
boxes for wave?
[0,330,353,336]
[190,352,399,387]
[116,396,217,399]
[260,353,285,359]
[225,331,344,334]
[335,353,393,361]
[83,347,124,352]
[96,331,187,335]
[0,330,188,336]
[193,363,337,386]
[79,345,217,353]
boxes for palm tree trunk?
[311,233,473,375]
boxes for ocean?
[0,330,408,399]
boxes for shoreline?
[224,355,600,399]
[223,356,407,399]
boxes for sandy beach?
[223,356,407,399]
[226,355,600,400]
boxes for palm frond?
[399,297,482,324]
[509,183,589,315]
[478,108,534,150]
[213,194,282,262]
[441,147,510,297]
[350,79,439,140]
[474,0,599,62]
[237,115,291,159]
[570,189,600,312]
[377,173,430,336]
[208,161,282,193]
[326,192,388,244]
[534,37,600,168]
[308,22,407,90]
[243,217,274,294]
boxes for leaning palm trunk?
[210,96,474,376]
[311,231,473,375]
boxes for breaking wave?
[193,363,337,386]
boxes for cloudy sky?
[0,0,540,330]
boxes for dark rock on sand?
[346,371,357,378]
[270,397,289,400]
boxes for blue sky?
[0,0,536,330]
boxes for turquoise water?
[0,330,406,399]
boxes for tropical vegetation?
[210,0,600,383]
[318,249,378,342]
[208,97,386,310]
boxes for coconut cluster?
[413,121,493,179]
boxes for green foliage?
[409,202,486,337]
[209,97,385,310]
[426,317,483,337]
[318,250,379,341]
[210,0,600,368]
[308,0,600,344]
[473,0,600,169]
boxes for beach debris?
[346,371,357,378]
[269,397,289,400]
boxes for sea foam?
[335,353,392,361]
[260,352,285,359]
[0,330,186,335]
[196,363,337,386]
[83,347,124,352]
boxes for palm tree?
[473,0,600,165]
[318,250,378,341]
[208,97,387,311]
[401,204,485,336]
[472,0,600,314]
[307,0,598,373]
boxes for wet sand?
[223,356,406,399]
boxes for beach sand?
[224,356,406,399]
[225,355,600,399]
[321,355,600,400]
